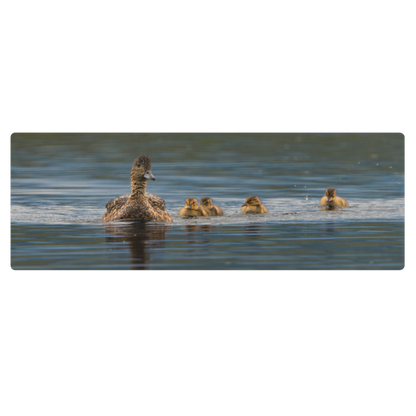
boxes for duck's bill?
[241,203,247,207]
[144,170,156,181]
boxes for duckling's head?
[242,196,262,207]
[184,198,199,210]
[200,197,213,209]
[130,155,155,182]
[324,188,337,203]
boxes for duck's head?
[200,197,213,209]
[324,188,337,203]
[130,155,155,182]
[242,196,262,207]
[184,198,199,210]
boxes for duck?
[241,196,269,214]
[320,188,349,208]
[178,198,209,217]
[103,155,173,222]
[200,197,224,216]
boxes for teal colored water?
[11,133,404,270]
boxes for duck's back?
[104,192,170,222]
[147,193,166,210]
[103,197,172,222]
[105,194,129,213]
[109,198,152,221]
[103,195,128,222]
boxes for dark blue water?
[11,133,405,269]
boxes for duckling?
[178,198,209,217]
[320,188,349,208]
[200,197,224,216]
[103,155,172,222]
[241,196,269,214]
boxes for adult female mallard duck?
[320,188,349,208]
[241,196,268,214]
[200,197,224,216]
[178,198,209,217]
[103,155,172,222]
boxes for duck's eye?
[136,163,141,167]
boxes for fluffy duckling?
[241,196,269,214]
[178,198,209,217]
[103,155,172,222]
[320,188,349,208]
[200,197,224,216]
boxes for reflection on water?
[103,222,171,270]
[244,224,264,240]
[183,225,213,257]
[323,222,337,234]
[185,225,212,233]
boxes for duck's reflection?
[104,221,171,270]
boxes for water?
[11,133,404,269]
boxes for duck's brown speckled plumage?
[200,197,224,216]
[103,155,172,222]
[105,192,166,212]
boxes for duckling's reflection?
[244,224,263,240]
[323,222,337,234]
[184,224,212,244]
[104,221,171,270]
[320,205,343,235]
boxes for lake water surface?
[11,133,404,270]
